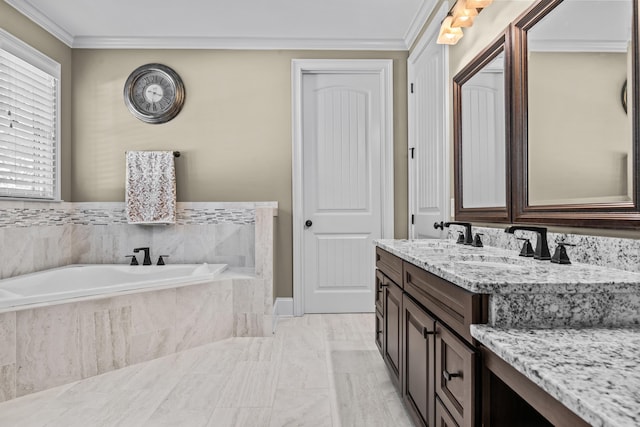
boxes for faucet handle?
[456,231,465,244]
[157,255,169,266]
[125,255,139,266]
[551,242,575,265]
[516,238,535,257]
[472,233,484,248]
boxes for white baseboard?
[272,297,294,332]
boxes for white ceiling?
[4,0,436,50]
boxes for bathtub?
[0,263,227,309]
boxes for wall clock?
[124,63,185,124]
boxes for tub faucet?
[444,221,473,245]
[133,247,152,265]
[504,226,551,260]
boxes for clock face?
[124,64,185,124]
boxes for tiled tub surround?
[375,239,640,328]
[0,201,277,403]
[471,325,640,427]
[0,201,270,279]
[0,269,271,403]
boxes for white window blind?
[0,47,58,199]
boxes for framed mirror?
[453,30,512,222]
[513,0,640,227]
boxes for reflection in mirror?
[527,0,633,206]
[454,31,511,223]
[461,53,506,208]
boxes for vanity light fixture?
[437,15,464,45]
[451,0,478,28]
[466,0,493,8]
[437,0,493,45]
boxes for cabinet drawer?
[376,247,403,287]
[436,396,460,427]
[375,270,385,314]
[402,295,436,427]
[404,262,486,343]
[436,324,476,427]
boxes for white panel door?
[408,14,449,239]
[301,72,383,313]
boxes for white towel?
[126,151,176,224]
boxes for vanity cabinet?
[375,247,487,427]
[375,247,404,388]
[402,294,436,427]
[436,397,461,427]
[435,323,477,427]
[384,279,403,387]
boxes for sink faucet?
[133,247,152,265]
[444,222,473,245]
[504,226,551,260]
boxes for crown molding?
[6,0,414,50]
[403,0,438,50]
[4,0,74,47]
[71,35,408,50]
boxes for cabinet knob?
[305,220,313,227]
[443,370,461,381]
[376,329,382,335]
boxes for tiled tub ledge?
[0,269,272,403]
[471,325,640,427]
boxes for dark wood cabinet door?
[375,270,385,314]
[402,295,436,427]
[436,396,460,427]
[384,280,403,387]
[435,324,476,427]
[375,310,384,356]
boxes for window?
[0,29,60,200]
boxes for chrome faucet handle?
[125,255,139,266]
[157,255,169,266]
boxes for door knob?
[305,220,313,227]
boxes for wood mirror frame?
[512,0,640,228]
[453,30,512,223]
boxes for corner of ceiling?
[403,0,441,50]
[4,0,74,46]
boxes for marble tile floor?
[0,313,413,427]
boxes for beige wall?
[0,2,73,201]
[71,49,409,298]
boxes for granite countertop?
[471,325,640,427]
[375,239,640,294]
